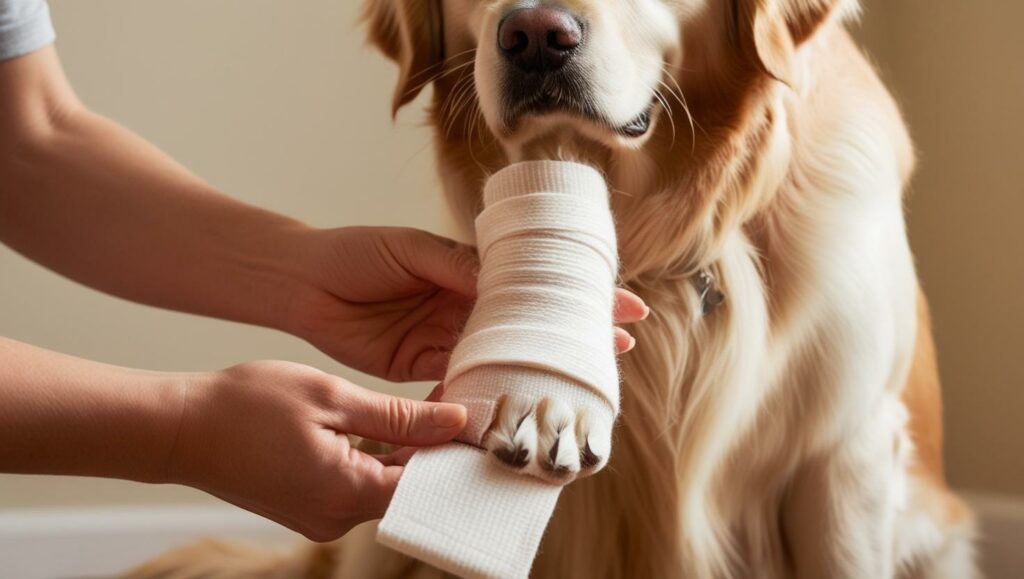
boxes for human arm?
[0,45,646,384]
[0,46,478,381]
[0,46,319,339]
[0,336,467,540]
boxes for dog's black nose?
[498,7,583,72]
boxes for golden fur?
[132,1,975,577]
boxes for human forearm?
[0,337,186,483]
[0,47,307,331]
[0,336,470,540]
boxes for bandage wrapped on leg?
[447,161,619,478]
[378,161,619,578]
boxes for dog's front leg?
[781,393,908,579]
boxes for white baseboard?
[0,505,299,578]
[0,493,1021,578]
[961,492,1024,579]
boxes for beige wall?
[1,0,1020,509]
[857,0,1024,497]
[0,0,443,508]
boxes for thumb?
[340,387,467,447]
[397,231,479,298]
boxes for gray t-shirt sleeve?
[0,0,55,61]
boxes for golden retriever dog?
[134,0,976,577]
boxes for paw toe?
[539,399,581,475]
[484,394,611,479]
[576,410,612,471]
[485,395,537,469]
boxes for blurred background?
[1,0,1021,576]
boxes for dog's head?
[364,0,855,271]
[365,0,850,150]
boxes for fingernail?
[432,404,466,429]
[627,335,637,352]
[641,304,651,320]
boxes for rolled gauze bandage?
[378,161,619,579]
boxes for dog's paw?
[483,394,612,481]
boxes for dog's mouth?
[507,95,656,140]
[502,74,656,140]
[617,106,654,138]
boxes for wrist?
[268,226,338,340]
[160,369,220,488]
[224,219,322,335]
[126,369,195,485]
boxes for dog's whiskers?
[442,68,480,141]
[659,64,705,152]
[404,47,477,84]
[443,73,474,119]
[402,51,477,100]
[442,66,474,115]
[653,87,677,150]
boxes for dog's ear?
[362,0,445,117]
[731,0,852,84]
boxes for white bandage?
[378,161,619,579]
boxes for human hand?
[166,360,467,542]
[284,227,649,382]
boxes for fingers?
[375,446,418,467]
[425,382,446,402]
[353,443,425,520]
[613,289,646,354]
[364,385,446,468]
[353,464,405,520]
[411,349,451,382]
[396,230,480,298]
[614,327,636,354]
[336,385,467,447]
[613,288,650,324]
